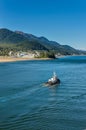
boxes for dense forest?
[0,28,86,57]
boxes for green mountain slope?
[0,28,48,51]
[0,28,86,56]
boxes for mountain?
[15,31,61,50]
[0,28,86,56]
[0,28,47,50]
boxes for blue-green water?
[0,56,86,130]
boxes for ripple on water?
[0,56,86,130]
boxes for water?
[0,56,86,130]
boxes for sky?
[0,0,86,50]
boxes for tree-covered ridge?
[0,28,86,57]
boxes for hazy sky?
[0,0,86,50]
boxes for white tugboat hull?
[45,79,60,86]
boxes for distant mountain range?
[0,28,86,55]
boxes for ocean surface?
[0,56,86,130]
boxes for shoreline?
[0,56,54,63]
[0,55,85,63]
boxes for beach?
[0,56,52,62]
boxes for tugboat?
[45,72,60,86]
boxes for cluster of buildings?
[9,51,40,58]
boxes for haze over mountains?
[0,28,86,55]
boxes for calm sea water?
[0,56,86,130]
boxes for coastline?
[0,56,53,63]
[0,55,85,63]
